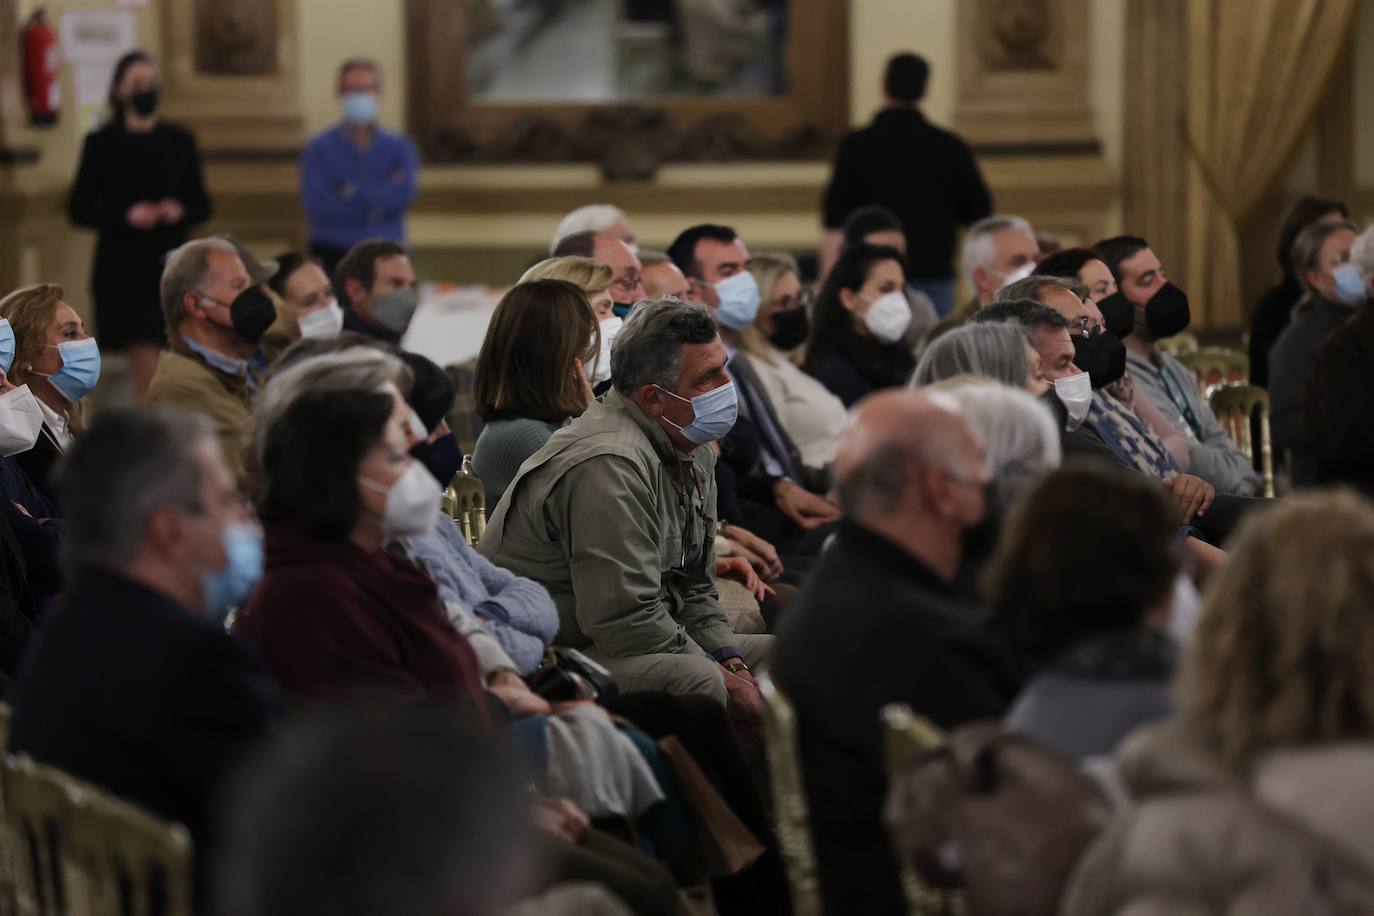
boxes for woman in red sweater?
[238,378,487,715]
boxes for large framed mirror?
[405,0,849,180]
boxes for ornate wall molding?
[405,0,849,180]
[954,0,1097,148]
[159,0,302,152]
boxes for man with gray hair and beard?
[480,299,770,712]
[772,388,1019,916]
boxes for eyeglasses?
[612,275,641,294]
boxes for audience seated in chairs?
[925,378,1061,600]
[481,298,773,706]
[772,388,1019,916]
[913,321,1048,395]
[1096,234,1262,496]
[333,237,419,344]
[741,252,848,470]
[146,238,278,487]
[802,242,916,407]
[989,465,1182,760]
[0,283,99,505]
[1305,228,1374,494]
[7,408,279,896]
[1061,492,1374,912]
[548,231,647,320]
[470,278,603,507]
[1268,220,1365,488]
[265,251,345,342]
[668,224,840,554]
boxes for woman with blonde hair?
[1062,491,1374,912]
[520,256,620,388]
[0,284,101,503]
[739,252,847,469]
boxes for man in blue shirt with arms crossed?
[300,58,419,278]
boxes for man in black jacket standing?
[821,52,993,318]
[773,389,1019,916]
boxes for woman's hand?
[717,555,775,603]
[572,359,596,414]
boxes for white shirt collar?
[36,397,70,449]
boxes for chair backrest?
[1156,332,1199,357]
[1210,384,1275,498]
[757,675,822,916]
[879,704,969,916]
[442,456,488,547]
[1177,347,1249,397]
[3,755,193,916]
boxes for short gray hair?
[551,204,628,253]
[1348,224,1374,282]
[936,381,1061,507]
[995,274,1087,304]
[58,408,217,571]
[611,298,719,394]
[637,249,671,268]
[161,237,239,331]
[912,323,1030,389]
[252,349,411,466]
[962,214,1034,286]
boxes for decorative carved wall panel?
[405,0,849,180]
[161,0,301,151]
[954,0,1096,149]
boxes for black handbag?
[527,647,619,701]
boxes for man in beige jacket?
[480,299,771,710]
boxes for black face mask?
[1143,282,1191,338]
[959,483,1000,567]
[129,88,159,117]
[411,432,463,489]
[1096,291,1135,339]
[766,307,810,351]
[1071,327,1127,389]
[228,286,278,344]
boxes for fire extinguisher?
[22,8,60,126]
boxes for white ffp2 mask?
[863,291,912,344]
[359,461,443,541]
[1053,372,1093,431]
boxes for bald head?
[835,390,987,523]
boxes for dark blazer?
[1306,303,1374,493]
[8,567,278,859]
[773,522,1019,916]
[238,523,487,717]
[822,108,992,280]
[1269,296,1354,486]
[1249,275,1302,389]
[14,424,62,508]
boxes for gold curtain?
[1184,0,1358,330]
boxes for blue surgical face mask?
[712,272,761,332]
[0,320,15,374]
[341,91,379,125]
[203,522,264,624]
[38,338,101,401]
[1332,263,1366,306]
[654,381,738,445]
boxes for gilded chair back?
[757,675,822,916]
[1177,347,1249,397]
[3,755,192,916]
[880,704,969,916]
[1156,332,1199,357]
[443,456,487,548]
[1210,384,1275,498]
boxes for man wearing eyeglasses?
[551,230,647,319]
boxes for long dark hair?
[107,50,155,122]
[804,243,914,388]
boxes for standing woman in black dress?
[68,51,211,405]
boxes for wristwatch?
[724,659,750,674]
